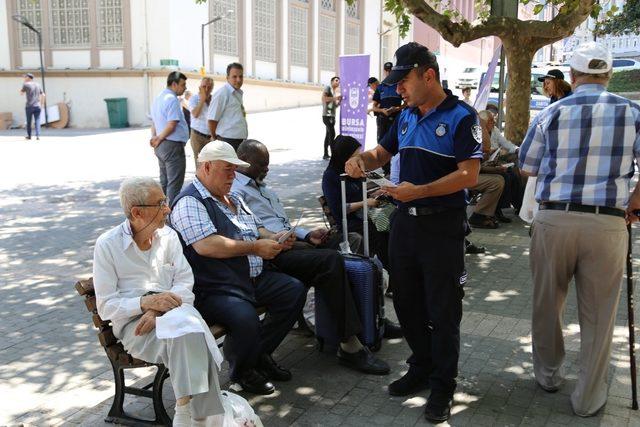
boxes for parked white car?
[455,67,482,89]
[612,59,640,72]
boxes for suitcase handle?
[340,174,369,258]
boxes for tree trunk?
[502,41,538,144]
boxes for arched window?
[344,0,361,55]
[319,0,336,71]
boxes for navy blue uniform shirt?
[380,91,483,209]
[373,83,403,112]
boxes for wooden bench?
[75,278,265,426]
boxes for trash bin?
[104,98,129,128]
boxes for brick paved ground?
[1,107,639,426]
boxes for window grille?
[50,0,90,47]
[344,21,360,55]
[98,0,123,47]
[346,1,358,19]
[211,0,238,56]
[16,0,43,48]
[319,14,335,70]
[320,0,335,11]
[289,5,308,66]
[253,0,276,62]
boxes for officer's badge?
[471,125,483,143]
[401,122,408,135]
[435,123,447,137]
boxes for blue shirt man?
[150,72,189,204]
[344,42,481,423]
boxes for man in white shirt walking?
[189,77,214,166]
[93,177,225,427]
[207,63,248,151]
[150,72,190,205]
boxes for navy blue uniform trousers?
[196,271,306,381]
[390,208,466,397]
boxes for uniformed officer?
[372,62,404,174]
[345,42,483,423]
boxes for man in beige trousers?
[519,42,640,417]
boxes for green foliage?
[596,0,640,36]
[608,70,640,93]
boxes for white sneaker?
[173,403,191,427]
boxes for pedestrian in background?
[207,63,248,151]
[189,77,214,166]
[180,90,192,133]
[538,69,573,104]
[20,73,45,141]
[321,76,342,160]
[520,42,640,417]
[371,62,403,174]
[150,71,189,205]
[461,87,472,105]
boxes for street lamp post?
[12,14,48,126]
[201,10,233,76]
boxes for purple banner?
[339,54,370,150]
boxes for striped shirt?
[170,177,264,277]
[519,84,640,208]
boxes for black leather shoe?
[257,354,292,382]
[383,319,404,339]
[237,369,275,395]
[388,370,430,396]
[465,241,486,254]
[495,209,512,223]
[337,347,390,375]
[424,395,452,423]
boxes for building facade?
[0,0,399,128]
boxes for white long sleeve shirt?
[92,220,195,338]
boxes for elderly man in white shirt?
[207,63,248,151]
[93,177,225,427]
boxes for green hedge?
[609,69,640,93]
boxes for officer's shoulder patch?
[471,125,483,143]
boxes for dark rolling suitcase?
[315,174,386,352]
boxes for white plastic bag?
[212,390,263,427]
[519,176,539,224]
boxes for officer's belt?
[402,205,451,216]
[539,202,625,218]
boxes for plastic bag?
[519,176,539,224]
[213,390,263,427]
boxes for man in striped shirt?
[519,42,640,417]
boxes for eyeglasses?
[134,199,169,208]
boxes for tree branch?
[400,0,596,46]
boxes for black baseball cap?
[537,69,565,82]
[383,62,393,71]
[382,42,439,85]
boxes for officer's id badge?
[435,123,447,137]
[471,125,483,143]
[401,122,409,135]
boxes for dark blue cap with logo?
[382,42,439,85]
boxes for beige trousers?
[472,174,505,216]
[190,129,211,166]
[530,209,627,416]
